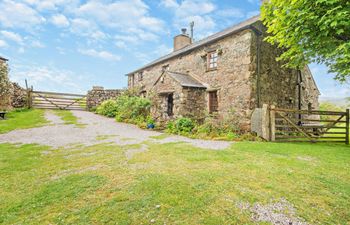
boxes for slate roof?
[167,71,206,88]
[127,15,260,76]
[0,56,8,61]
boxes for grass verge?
[0,109,48,134]
[0,141,349,224]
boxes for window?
[138,72,143,81]
[207,51,218,70]
[167,94,174,116]
[129,74,135,87]
[208,91,218,113]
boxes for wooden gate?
[30,90,87,111]
[270,106,349,144]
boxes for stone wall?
[11,82,27,108]
[129,29,255,129]
[86,86,123,110]
[251,22,320,112]
[128,20,320,130]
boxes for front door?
[167,94,174,116]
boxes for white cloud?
[217,8,245,18]
[24,0,81,11]
[10,63,85,93]
[161,0,217,38]
[0,40,8,48]
[160,0,179,8]
[0,31,24,44]
[78,49,121,61]
[75,0,165,32]
[0,0,45,29]
[51,14,70,27]
[31,40,45,48]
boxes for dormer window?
[207,51,218,70]
[138,72,143,81]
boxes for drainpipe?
[249,25,262,108]
[297,69,303,125]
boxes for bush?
[96,99,118,117]
[114,94,151,125]
[167,117,196,134]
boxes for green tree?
[261,0,350,82]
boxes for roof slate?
[167,71,206,88]
[127,15,260,75]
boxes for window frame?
[138,72,143,82]
[207,51,218,71]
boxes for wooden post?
[346,109,349,145]
[269,105,276,141]
[25,79,31,109]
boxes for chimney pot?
[181,28,187,35]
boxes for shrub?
[96,99,118,117]
[167,117,196,135]
[114,94,151,125]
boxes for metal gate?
[31,90,87,111]
[270,106,349,144]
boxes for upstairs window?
[208,91,218,113]
[138,72,143,81]
[129,74,135,87]
[207,51,218,70]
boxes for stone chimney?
[173,28,192,51]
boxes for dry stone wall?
[11,82,27,108]
[87,86,123,110]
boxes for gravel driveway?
[0,110,232,150]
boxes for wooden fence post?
[346,108,349,145]
[269,105,275,141]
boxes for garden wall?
[86,86,123,110]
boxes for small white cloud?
[115,41,127,49]
[18,47,25,54]
[1,30,23,44]
[217,8,245,18]
[10,63,85,93]
[78,49,121,61]
[0,40,8,48]
[31,40,45,48]
[160,0,179,8]
[51,14,70,27]
[0,0,45,29]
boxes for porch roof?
[167,71,206,89]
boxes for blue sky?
[0,0,348,100]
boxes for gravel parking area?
[0,110,232,150]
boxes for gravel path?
[0,110,232,150]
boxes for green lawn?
[0,109,48,134]
[0,141,349,224]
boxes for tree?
[261,0,350,82]
[0,61,13,110]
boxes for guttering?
[249,25,263,108]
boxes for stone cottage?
[126,16,320,130]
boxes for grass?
[0,141,349,224]
[52,110,86,127]
[0,109,48,134]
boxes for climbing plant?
[0,61,12,109]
